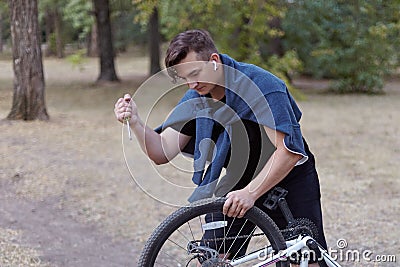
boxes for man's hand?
[114,94,138,125]
[222,188,257,218]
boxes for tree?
[283,0,400,93]
[7,0,49,121]
[148,6,161,75]
[39,0,66,58]
[135,1,299,75]
[93,0,119,82]
[64,0,143,57]
[0,2,8,53]
[64,0,98,56]
[133,0,162,75]
[0,11,3,53]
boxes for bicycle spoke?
[166,236,188,252]
[138,198,289,267]
[217,215,236,255]
[211,213,218,253]
[187,220,195,241]
[231,225,257,260]
[155,245,190,266]
[222,218,249,262]
[198,215,204,236]
[176,227,192,243]
[223,213,226,256]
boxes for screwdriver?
[124,97,132,141]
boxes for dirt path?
[0,179,138,267]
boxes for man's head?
[165,30,224,99]
[165,29,218,70]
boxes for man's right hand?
[114,94,138,125]
[114,93,192,164]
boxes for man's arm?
[115,94,191,164]
[222,126,302,218]
[130,120,191,165]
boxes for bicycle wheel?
[138,197,289,267]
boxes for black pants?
[203,152,327,259]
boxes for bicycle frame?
[138,195,341,267]
[230,235,342,267]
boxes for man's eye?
[189,71,200,77]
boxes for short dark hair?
[165,29,218,79]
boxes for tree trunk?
[54,8,64,58]
[7,0,49,121]
[149,6,161,75]
[44,8,63,58]
[87,23,98,57]
[44,9,54,57]
[93,0,119,82]
[267,17,284,57]
[0,11,3,53]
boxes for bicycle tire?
[138,197,289,266]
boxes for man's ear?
[210,53,220,63]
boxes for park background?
[0,1,399,266]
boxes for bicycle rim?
[138,198,289,267]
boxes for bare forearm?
[247,146,302,200]
[130,118,169,164]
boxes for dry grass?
[0,53,399,266]
[0,228,50,267]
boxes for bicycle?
[138,187,342,267]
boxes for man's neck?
[210,85,225,100]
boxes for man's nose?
[187,81,198,88]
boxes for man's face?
[174,51,222,96]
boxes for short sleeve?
[170,119,195,136]
[264,91,308,164]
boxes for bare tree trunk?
[0,11,3,53]
[44,8,55,57]
[268,17,284,57]
[54,8,64,58]
[93,0,119,82]
[149,6,161,75]
[7,0,49,121]
[44,8,63,58]
[87,23,98,57]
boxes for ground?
[0,52,399,267]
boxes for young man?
[114,29,327,264]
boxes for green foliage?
[60,0,145,53]
[47,33,57,54]
[38,0,68,25]
[133,0,158,25]
[134,0,304,98]
[5,0,397,95]
[64,0,94,42]
[0,2,10,45]
[66,49,86,71]
[283,0,400,93]
[264,50,306,100]
[112,1,146,51]
[156,0,284,61]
